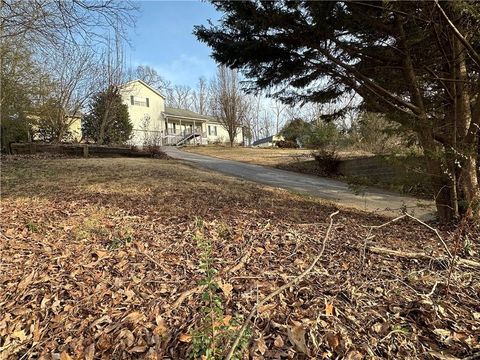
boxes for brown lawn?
[183,145,314,166]
[0,156,478,359]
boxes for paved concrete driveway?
[163,146,436,219]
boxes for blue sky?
[126,1,221,87]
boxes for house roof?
[121,79,166,99]
[164,107,216,122]
[252,135,275,146]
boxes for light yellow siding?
[68,117,82,142]
[120,81,165,146]
[205,122,243,144]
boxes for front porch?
[163,117,207,146]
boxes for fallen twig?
[225,211,339,360]
[360,245,480,269]
[462,351,480,360]
[404,213,453,258]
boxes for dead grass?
[0,157,478,359]
[184,145,374,167]
[184,145,313,166]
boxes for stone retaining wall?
[337,155,431,194]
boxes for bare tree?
[260,109,272,138]
[0,0,137,47]
[210,66,249,146]
[272,100,286,134]
[192,77,210,115]
[0,0,137,143]
[133,65,170,93]
[95,34,127,144]
[166,84,193,110]
[36,44,99,142]
[241,94,260,145]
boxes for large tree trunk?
[452,35,480,218]
[98,92,113,145]
[421,136,457,223]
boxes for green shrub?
[305,122,339,149]
[1,118,31,153]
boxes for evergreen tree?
[280,118,312,145]
[82,87,132,144]
[195,1,480,222]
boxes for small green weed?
[189,219,250,360]
[107,235,133,250]
[26,222,38,232]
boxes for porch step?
[175,132,201,146]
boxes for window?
[208,125,218,136]
[130,96,148,107]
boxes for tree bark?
[451,29,479,218]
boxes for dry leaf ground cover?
[0,157,478,359]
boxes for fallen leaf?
[325,331,341,352]
[258,303,276,314]
[287,323,309,355]
[11,330,28,341]
[123,311,144,324]
[274,335,284,348]
[179,333,192,343]
[60,351,73,360]
[84,343,95,360]
[220,282,233,299]
[223,315,232,326]
[17,271,35,292]
[256,336,267,355]
[325,303,334,316]
[118,329,135,347]
[130,345,148,353]
[345,350,363,360]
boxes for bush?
[313,148,340,175]
[143,145,168,158]
[280,118,311,145]
[305,122,339,149]
[276,139,298,148]
[1,118,31,153]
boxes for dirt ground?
[1,156,478,359]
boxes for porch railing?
[163,129,207,145]
[164,128,205,136]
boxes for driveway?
[163,146,436,220]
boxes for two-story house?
[120,80,243,146]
